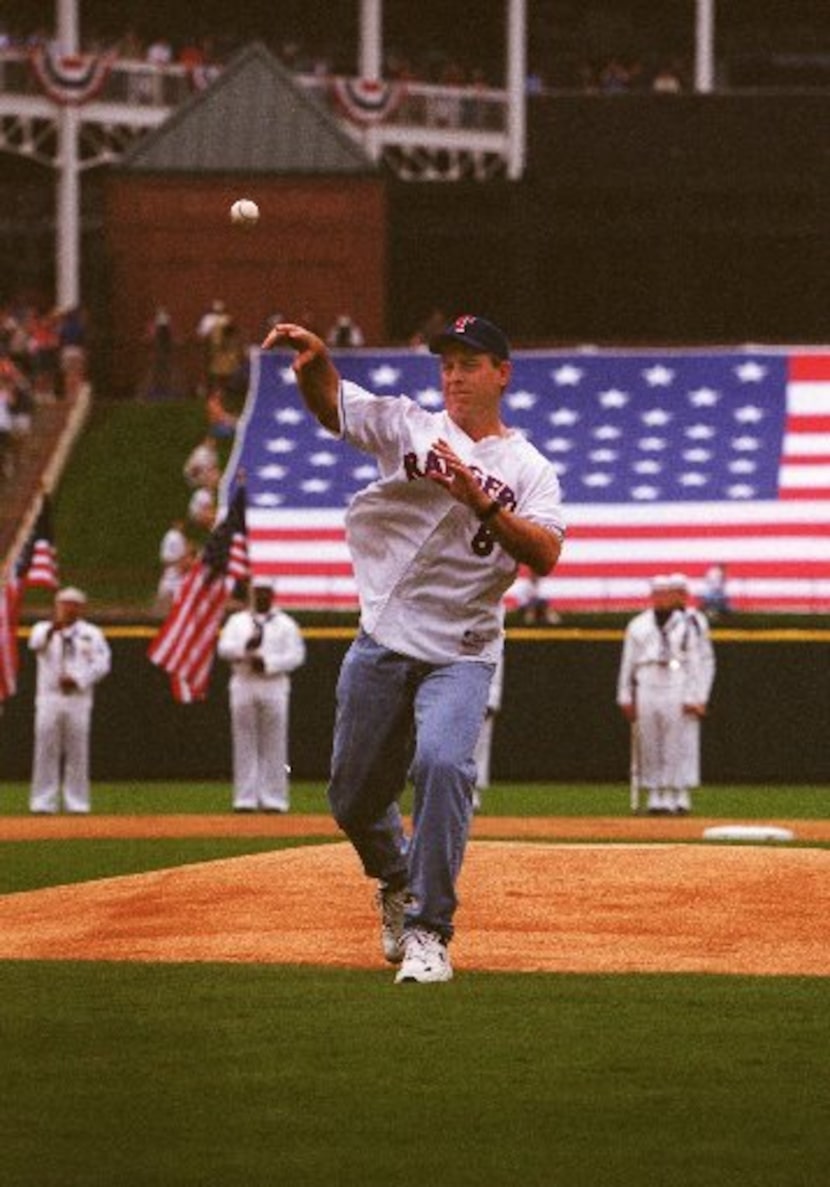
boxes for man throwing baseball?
[262,313,565,982]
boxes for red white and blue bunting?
[330,76,407,125]
[29,45,116,106]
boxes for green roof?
[120,41,375,175]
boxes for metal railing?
[0,49,194,107]
[0,50,513,178]
[0,49,508,130]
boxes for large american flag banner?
[220,347,830,612]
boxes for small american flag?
[0,497,59,703]
[148,485,249,702]
[221,347,830,612]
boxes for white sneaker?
[376,884,410,965]
[674,789,692,815]
[395,927,453,984]
[647,790,670,815]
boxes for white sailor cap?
[666,572,689,590]
[56,586,87,604]
[650,574,672,592]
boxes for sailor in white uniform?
[29,586,111,814]
[217,578,306,812]
[617,573,716,814]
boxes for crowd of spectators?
[0,20,494,97]
[153,430,224,616]
[4,1,828,91]
[3,0,830,100]
[151,297,251,615]
[0,7,693,104]
[0,298,87,484]
[150,299,372,615]
[554,55,689,94]
[4,8,828,101]
[0,19,690,99]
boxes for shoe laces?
[405,926,446,962]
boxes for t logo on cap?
[429,314,511,361]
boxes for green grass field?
[0,781,828,1185]
[3,963,828,1187]
[2,779,828,819]
[39,399,232,610]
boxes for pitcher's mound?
[0,841,827,976]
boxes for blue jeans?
[328,631,495,941]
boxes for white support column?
[55,0,81,308]
[506,0,527,179]
[359,0,382,80]
[56,105,80,309]
[694,0,716,93]
[358,0,383,164]
[56,0,78,48]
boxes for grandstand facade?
[0,20,827,375]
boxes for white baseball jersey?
[338,381,565,664]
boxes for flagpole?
[358,0,382,80]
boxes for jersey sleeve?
[516,453,567,540]
[338,381,411,464]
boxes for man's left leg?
[395,660,493,983]
[328,634,415,885]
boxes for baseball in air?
[230,198,260,228]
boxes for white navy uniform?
[29,618,111,813]
[617,606,715,811]
[340,381,565,664]
[217,606,306,811]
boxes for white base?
[702,824,795,843]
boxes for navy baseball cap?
[429,314,511,361]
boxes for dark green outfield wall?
[1,631,829,785]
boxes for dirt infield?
[0,815,828,976]
[2,812,830,842]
